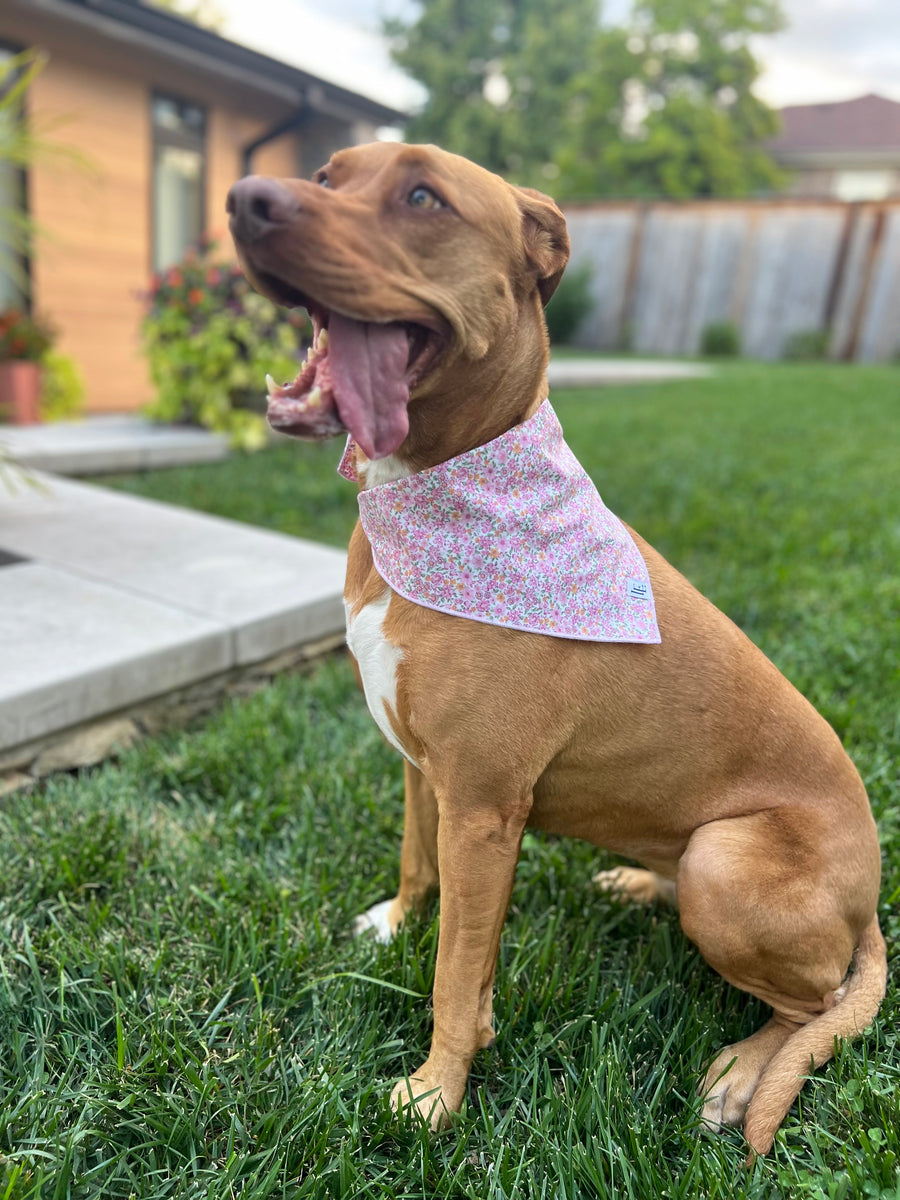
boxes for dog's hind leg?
[354,762,439,942]
[677,805,885,1156]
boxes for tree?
[389,0,786,199]
[558,0,786,197]
[387,0,600,189]
[148,0,226,32]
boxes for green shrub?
[701,321,741,357]
[142,238,309,450]
[783,328,829,361]
[545,263,592,345]
[40,349,84,420]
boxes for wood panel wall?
[565,200,900,362]
[29,57,153,411]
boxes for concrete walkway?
[548,357,712,388]
[0,471,346,766]
[1,413,229,476]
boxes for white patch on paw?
[353,898,395,943]
[699,1090,728,1135]
[699,1053,745,1132]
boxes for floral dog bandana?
[338,401,661,644]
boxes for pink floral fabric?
[339,401,660,644]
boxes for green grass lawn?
[2,362,898,1197]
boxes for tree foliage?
[387,0,599,187]
[148,0,226,32]
[388,0,786,198]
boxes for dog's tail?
[743,915,887,1157]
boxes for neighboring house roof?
[768,93,900,164]
[7,0,407,126]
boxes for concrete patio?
[0,470,347,779]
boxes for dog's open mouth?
[265,300,443,460]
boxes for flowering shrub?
[0,309,54,361]
[142,236,309,449]
[0,310,84,425]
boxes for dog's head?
[227,142,569,461]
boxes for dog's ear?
[515,187,570,306]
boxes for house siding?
[29,55,154,412]
[25,49,299,413]
[780,165,900,200]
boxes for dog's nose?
[226,176,299,242]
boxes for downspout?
[241,86,325,175]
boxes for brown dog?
[227,142,886,1156]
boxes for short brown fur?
[229,142,886,1156]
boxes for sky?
[215,0,900,116]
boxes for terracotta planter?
[0,360,42,424]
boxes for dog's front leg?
[391,786,531,1129]
[355,763,440,941]
[395,762,441,916]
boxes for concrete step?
[0,472,347,757]
[1,415,230,476]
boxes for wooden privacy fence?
[563,199,900,362]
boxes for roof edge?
[12,0,407,124]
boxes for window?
[833,170,893,202]
[0,45,28,309]
[151,93,206,272]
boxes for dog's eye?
[408,186,443,210]
[317,174,329,188]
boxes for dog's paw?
[698,1019,795,1147]
[390,1069,459,1131]
[352,897,398,943]
[700,1086,748,1137]
[593,866,676,905]
[698,1049,750,1133]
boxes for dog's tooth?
[307,386,323,408]
[318,329,329,351]
[265,373,277,396]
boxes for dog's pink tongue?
[328,314,410,459]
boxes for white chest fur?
[344,591,416,765]
[357,453,413,489]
